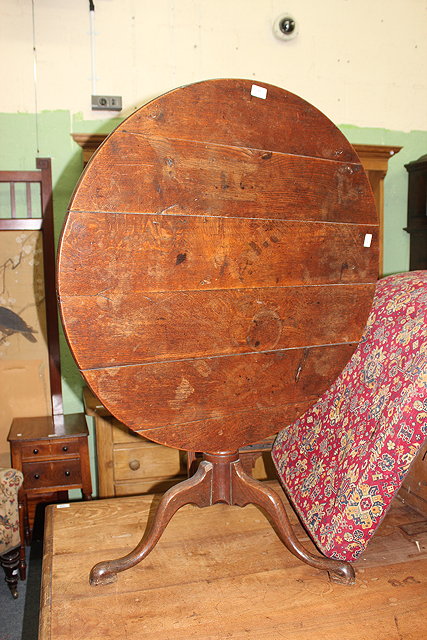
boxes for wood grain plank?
[48,570,427,640]
[83,343,356,451]
[71,132,375,224]
[117,78,361,162]
[38,504,54,640]
[42,487,308,557]
[58,211,378,296]
[138,402,315,452]
[40,493,427,640]
[59,284,375,369]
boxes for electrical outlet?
[91,95,122,111]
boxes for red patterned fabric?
[272,271,427,562]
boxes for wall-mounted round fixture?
[273,13,298,41]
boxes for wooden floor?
[39,483,427,640]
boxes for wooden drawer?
[115,476,186,496]
[21,439,81,461]
[22,458,82,490]
[21,442,52,459]
[113,443,184,482]
[49,439,81,457]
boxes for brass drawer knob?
[129,459,140,471]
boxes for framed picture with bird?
[0,160,54,468]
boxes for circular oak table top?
[57,79,378,453]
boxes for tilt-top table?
[57,79,378,586]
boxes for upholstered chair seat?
[0,467,24,598]
[273,271,427,562]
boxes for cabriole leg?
[231,459,355,585]
[90,460,213,586]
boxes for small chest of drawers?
[8,413,92,544]
[83,387,187,497]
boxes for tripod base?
[90,452,355,587]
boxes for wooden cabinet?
[8,414,92,545]
[404,154,427,270]
[354,144,401,274]
[83,388,187,497]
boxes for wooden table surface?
[57,79,378,454]
[39,485,427,640]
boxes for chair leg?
[0,547,21,598]
[19,542,27,581]
[18,498,27,580]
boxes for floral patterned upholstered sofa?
[0,467,24,598]
[273,271,427,563]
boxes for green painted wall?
[1,111,425,494]
[1,110,426,414]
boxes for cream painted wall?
[2,0,427,130]
[0,0,426,479]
